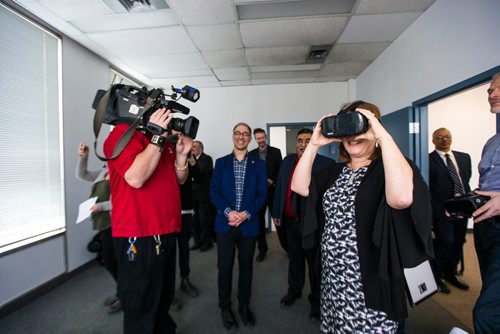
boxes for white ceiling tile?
[37,0,114,20]
[251,64,321,73]
[245,46,309,66]
[148,69,214,79]
[202,49,247,68]
[195,81,222,88]
[221,80,252,87]
[338,12,421,43]
[355,0,435,15]
[214,67,250,80]
[187,24,243,51]
[240,16,348,48]
[87,26,197,56]
[125,53,209,74]
[315,75,351,82]
[151,75,218,88]
[167,0,237,25]
[319,62,369,78]
[327,42,391,63]
[252,70,319,80]
[252,77,315,85]
[70,9,179,33]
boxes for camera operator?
[471,72,500,334]
[103,107,192,334]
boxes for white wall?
[356,0,500,114]
[191,82,349,160]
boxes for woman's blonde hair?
[337,100,382,163]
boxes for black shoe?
[280,293,301,307]
[256,252,266,262]
[437,278,451,294]
[200,243,213,252]
[180,278,200,298]
[221,309,238,330]
[238,305,255,328]
[190,244,202,251]
[444,274,470,290]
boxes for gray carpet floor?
[0,232,475,333]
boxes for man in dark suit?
[249,128,283,261]
[429,127,471,293]
[210,122,267,330]
[191,140,214,252]
[272,128,334,321]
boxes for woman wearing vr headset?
[291,101,433,333]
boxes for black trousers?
[114,234,177,334]
[99,227,118,282]
[217,228,257,310]
[177,213,192,278]
[433,216,468,278]
[193,199,213,248]
[283,216,320,310]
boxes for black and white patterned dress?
[320,166,398,334]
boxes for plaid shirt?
[233,155,248,211]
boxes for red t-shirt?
[104,124,181,237]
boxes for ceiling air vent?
[118,0,168,12]
[306,45,332,64]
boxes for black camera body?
[444,192,490,218]
[92,84,200,139]
[321,112,369,138]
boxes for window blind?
[0,4,64,253]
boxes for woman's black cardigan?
[301,157,434,321]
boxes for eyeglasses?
[233,131,251,138]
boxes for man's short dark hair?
[297,128,313,138]
[233,122,252,134]
[253,128,266,136]
[194,140,204,151]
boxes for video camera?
[92,83,200,139]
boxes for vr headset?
[444,192,490,218]
[321,100,369,138]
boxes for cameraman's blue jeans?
[473,217,500,334]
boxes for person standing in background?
[76,142,120,314]
[429,128,471,293]
[249,128,283,261]
[191,140,214,252]
[210,122,267,330]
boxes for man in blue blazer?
[429,128,471,293]
[210,122,267,330]
[272,128,334,321]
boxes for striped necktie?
[445,153,464,196]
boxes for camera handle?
[92,85,156,161]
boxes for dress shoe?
[280,293,301,307]
[221,309,238,330]
[444,274,470,290]
[437,278,451,294]
[107,299,122,314]
[199,243,213,252]
[190,244,202,251]
[238,305,255,328]
[180,277,200,298]
[255,252,266,262]
[103,295,119,306]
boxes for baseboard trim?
[0,260,97,319]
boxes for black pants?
[256,202,269,254]
[114,234,177,334]
[99,227,118,282]
[177,214,192,278]
[284,216,320,310]
[217,228,256,310]
[193,199,213,248]
[433,216,468,278]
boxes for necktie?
[445,153,464,196]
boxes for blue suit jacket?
[210,153,268,237]
[428,150,472,222]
